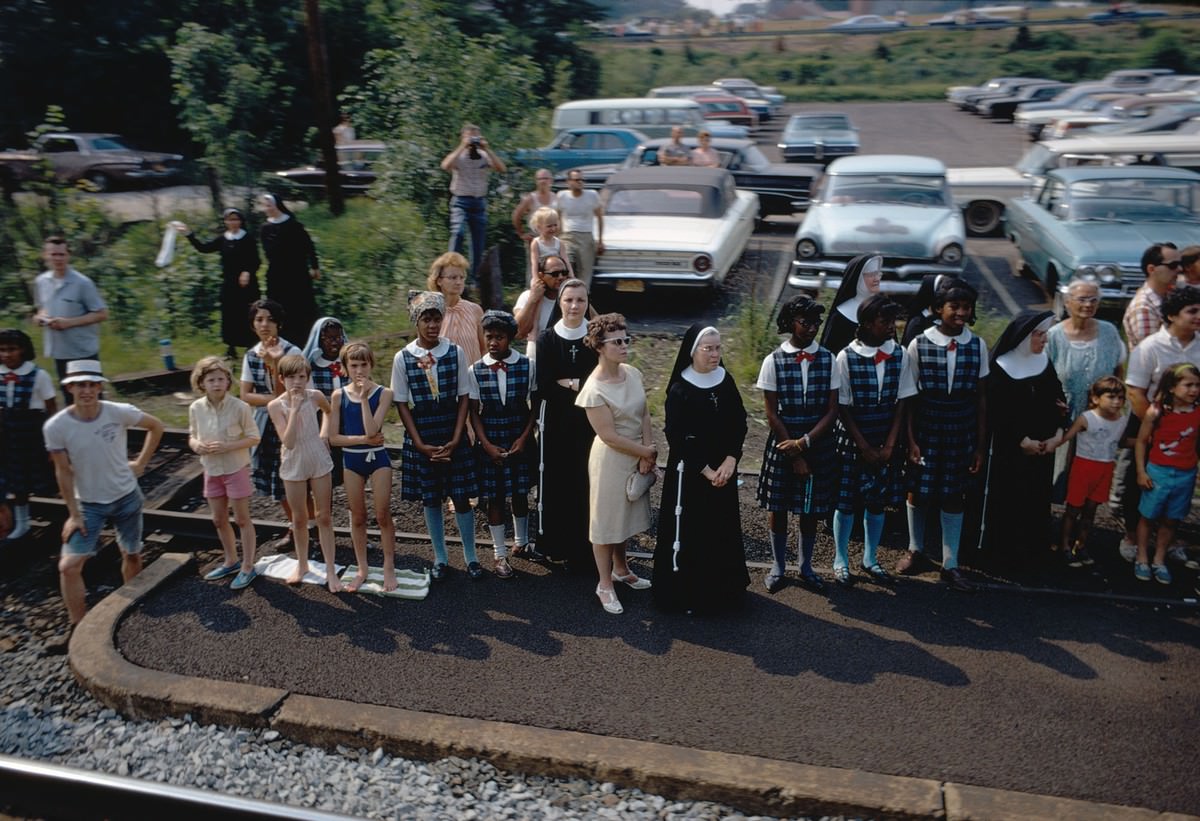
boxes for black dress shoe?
[799,570,826,592]
[430,563,449,582]
[512,544,547,563]
[764,571,785,593]
[467,561,484,580]
[941,566,974,592]
[861,563,891,583]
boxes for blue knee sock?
[864,511,885,568]
[906,501,926,554]
[833,510,854,571]
[770,531,788,576]
[799,532,816,574]
[941,510,964,569]
[423,506,448,566]
[454,510,478,565]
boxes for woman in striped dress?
[755,296,840,593]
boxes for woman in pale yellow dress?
[576,313,657,615]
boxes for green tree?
[168,22,292,212]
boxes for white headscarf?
[836,256,883,322]
[995,315,1054,379]
[683,327,724,388]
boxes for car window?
[739,145,771,171]
[606,188,709,217]
[556,133,577,149]
[41,138,78,154]
[1040,179,1067,212]
[91,137,131,151]
[825,173,948,206]
[1067,178,1200,222]
[595,134,625,150]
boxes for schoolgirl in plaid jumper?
[831,296,917,585]
[469,311,536,580]
[303,316,347,488]
[901,280,988,592]
[0,328,57,540]
[755,297,840,592]
[391,292,481,581]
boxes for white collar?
[482,351,520,366]
[267,214,290,224]
[780,340,819,355]
[923,326,973,347]
[682,365,725,389]
[0,361,34,375]
[553,319,587,340]
[406,338,449,358]
[224,229,247,240]
[314,354,338,368]
[847,338,896,357]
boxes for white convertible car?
[592,167,758,294]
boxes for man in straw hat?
[41,360,164,654]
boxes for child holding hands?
[267,354,339,591]
[1134,363,1200,585]
[328,341,397,592]
[1057,376,1127,567]
[188,356,260,589]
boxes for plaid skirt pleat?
[757,421,834,515]
[908,392,977,500]
[252,406,288,500]
[834,406,905,510]
[3,408,52,496]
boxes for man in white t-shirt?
[41,360,164,654]
[556,170,604,287]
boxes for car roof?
[557,98,701,110]
[606,167,731,187]
[826,155,946,174]
[693,95,747,103]
[44,132,121,140]
[639,136,755,149]
[337,140,386,151]
[1037,134,1200,153]
[1047,165,1200,183]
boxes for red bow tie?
[873,349,892,365]
[947,340,957,352]
[329,362,343,378]
[489,360,508,373]
[1,372,17,384]
[795,351,815,364]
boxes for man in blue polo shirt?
[33,236,108,404]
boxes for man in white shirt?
[33,236,109,404]
[556,170,604,287]
[441,124,506,285]
[514,255,571,355]
[41,360,164,654]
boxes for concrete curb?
[70,553,288,727]
[71,555,1200,821]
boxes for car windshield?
[1065,178,1200,223]
[605,187,713,217]
[787,116,850,132]
[824,173,949,206]
[738,145,771,171]
[91,137,133,151]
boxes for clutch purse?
[626,466,660,501]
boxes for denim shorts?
[62,488,144,557]
[1137,463,1197,522]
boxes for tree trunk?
[206,165,223,217]
[304,0,344,216]
[481,245,502,309]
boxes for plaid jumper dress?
[908,334,982,501]
[756,347,835,514]
[473,356,534,499]
[834,348,906,510]
[400,346,478,505]
[247,340,300,499]
[2,368,52,495]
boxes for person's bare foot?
[327,574,343,594]
[383,571,398,592]
[345,572,367,593]
[286,565,307,585]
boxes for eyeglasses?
[542,269,568,278]
[1160,260,1183,270]
[1071,295,1100,305]
[602,336,632,347]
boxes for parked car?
[977,83,1070,120]
[273,140,386,192]
[565,136,821,217]
[1016,92,1130,140]
[1088,6,1168,24]
[1086,103,1200,135]
[960,78,1054,112]
[591,167,758,294]
[1043,94,1198,140]
[827,15,906,33]
[777,112,859,164]
[790,155,965,293]
[946,76,1042,107]
[1006,165,1200,314]
[513,128,648,172]
[0,132,183,193]
[712,78,783,120]
[929,10,1011,28]
[692,95,758,130]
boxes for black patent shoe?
[430,563,449,582]
[861,563,891,583]
[512,543,547,563]
[467,561,485,580]
[799,569,826,593]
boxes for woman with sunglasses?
[653,324,749,614]
[575,313,656,614]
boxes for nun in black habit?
[259,193,321,343]
[181,208,261,354]
[820,254,883,355]
[652,324,750,614]
[977,310,1069,573]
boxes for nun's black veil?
[668,323,723,394]
[989,309,1053,369]
[819,253,873,348]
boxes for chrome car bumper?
[593,269,716,289]
[789,259,963,293]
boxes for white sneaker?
[1167,546,1193,566]
[1118,540,1137,563]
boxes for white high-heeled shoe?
[596,585,623,614]
[611,571,651,590]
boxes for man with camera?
[441,124,506,287]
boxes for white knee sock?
[490,524,508,559]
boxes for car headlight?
[796,239,819,259]
[1075,266,1098,282]
[938,244,963,265]
[693,254,713,274]
[1096,264,1121,284]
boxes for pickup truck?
[0,132,184,193]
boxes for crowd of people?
[8,198,1200,652]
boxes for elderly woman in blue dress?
[1046,279,1126,495]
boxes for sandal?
[596,585,623,614]
[834,566,852,586]
[611,571,651,590]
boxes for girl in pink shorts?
[1058,376,1127,567]
[188,356,261,589]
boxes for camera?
[468,136,482,146]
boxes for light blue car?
[1006,165,1200,315]
[514,127,649,172]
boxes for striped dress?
[756,347,836,515]
[472,354,534,499]
[244,339,300,499]
[834,348,906,510]
[908,333,984,501]
[400,345,478,505]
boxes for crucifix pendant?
[709,392,719,411]
[569,344,577,363]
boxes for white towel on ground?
[339,565,431,600]
[254,554,344,586]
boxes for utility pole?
[304,0,345,215]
